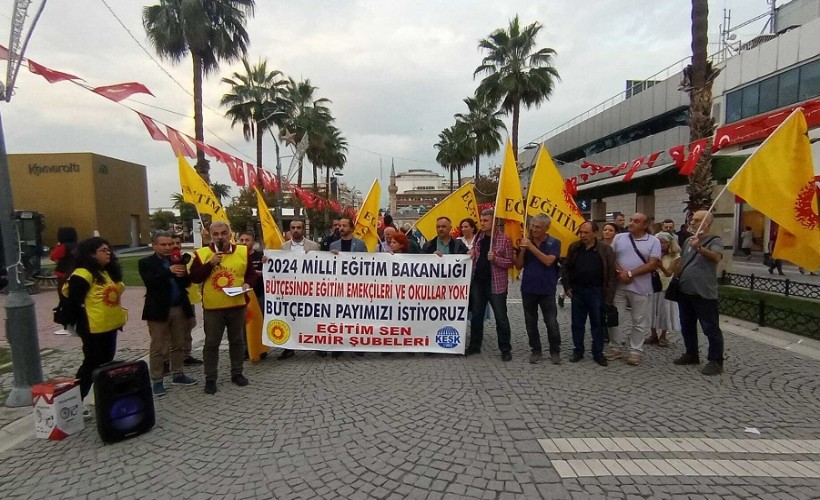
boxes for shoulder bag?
[665,236,717,302]
[628,235,663,293]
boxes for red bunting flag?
[0,45,8,60]
[259,169,279,192]
[246,163,259,189]
[623,157,645,182]
[225,157,245,187]
[668,144,686,169]
[680,139,708,176]
[165,126,196,158]
[92,82,154,102]
[644,151,662,169]
[136,112,168,142]
[192,139,221,159]
[28,60,80,84]
[331,201,341,212]
[609,161,628,177]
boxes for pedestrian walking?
[646,232,680,348]
[740,226,754,261]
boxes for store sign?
[27,162,80,176]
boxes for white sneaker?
[53,328,70,335]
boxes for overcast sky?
[2,0,769,210]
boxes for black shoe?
[558,295,565,308]
[594,358,608,367]
[768,268,774,274]
[259,352,268,360]
[701,361,723,376]
[501,353,512,362]
[549,352,561,365]
[278,349,295,360]
[162,362,170,377]
[673,353,701,365]
[183,356,203,366]
[464,348,481,356]
[569,353,583,363]
[231,374,249,386]
[317,351,327,358]
[204,380,217,395]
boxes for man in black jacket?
[139,231,198,396]
[561,222,617,366]
[422,217,468,255]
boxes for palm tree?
[143,0,255,180]
[220,57,290,176]
[210,181,231,203]
[435,123,473,191]
[283,78,333,187]
[455,93,506,180]
[318,127,348,199]
[475,15,559,160]
[683,0,721,217]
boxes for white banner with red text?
[261,251,471,353]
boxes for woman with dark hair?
[601,222,619,246]
[458,218,478,250]
[64,237,127,410]
[50,227,79,334]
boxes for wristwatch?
[627,271,633,278]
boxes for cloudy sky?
[2,0,768,210]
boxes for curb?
[720,317,820,362]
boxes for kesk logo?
[266,320,290,345]
[435,326,460,349]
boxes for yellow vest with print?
[69,268,128,334]
[184,254,202,304]
[195,245,249,310]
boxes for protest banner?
[261,252,472,354]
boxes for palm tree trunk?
[512,100,521,162]
[457,167,462,186]
[256,122,263,173]
[297,158,304,188]
[474,156,481,181]
[192,53,209,181]
[326,167,331,199]
[450,165,454,193]
[312,162,318,192]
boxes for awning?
[578,162,676,192]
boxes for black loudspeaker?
[92,360,155,443]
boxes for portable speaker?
[92,360,155,443]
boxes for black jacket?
[561,239,618,305]
[139,253,194,322]
[422,237,468,255]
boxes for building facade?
[8,152,150,248]
[519,0,820,263]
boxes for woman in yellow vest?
[63,237,127,403]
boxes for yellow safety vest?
[69,268,127,334]
[195,245,249,310]
[184,254,202,304]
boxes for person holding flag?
[466,209,514,360]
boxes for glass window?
[726,90,742,123]
[741,84,760,119]
[799,59,820,101]
[758,77,779,113]
[778,68,800,107]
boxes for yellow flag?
[245,290,269,362]
[727,108,820,271]
[774,228,820,272]
[178,155,228,222]
[254,187,284,249]
[494,138,524,249]
[353,179,381,252]
[415,183,479,240]
[526,145,586,256]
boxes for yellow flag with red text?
[526,145,586,256]
[353,179,381,252]
[254,187,284,249]
[727,108,820,271]
[415,182,479,241]
[178,155,228,222]
[494,139,524,247]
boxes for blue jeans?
[522,293,560,353]
[678,293,724,362]
[570,287,605,360]
[469,285,511,354]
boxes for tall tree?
[283,78,333,188]
[220,57,290,176]
[683,0,721,217]
[435,123,473,191]
[455,93,506,180]
[143,0,255,180]
[475,15,559,160]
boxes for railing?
[718,295,820,340]
[720,271,820,301]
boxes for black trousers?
[76,329,118,399]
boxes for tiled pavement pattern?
[1,286,819,499]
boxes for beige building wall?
[8,152,149,247]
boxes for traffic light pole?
[0,112,43,407]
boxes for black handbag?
[665,236,717,302]
[602,304,619,327]
[627,235,663,293]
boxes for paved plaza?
[1,277,819,499]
